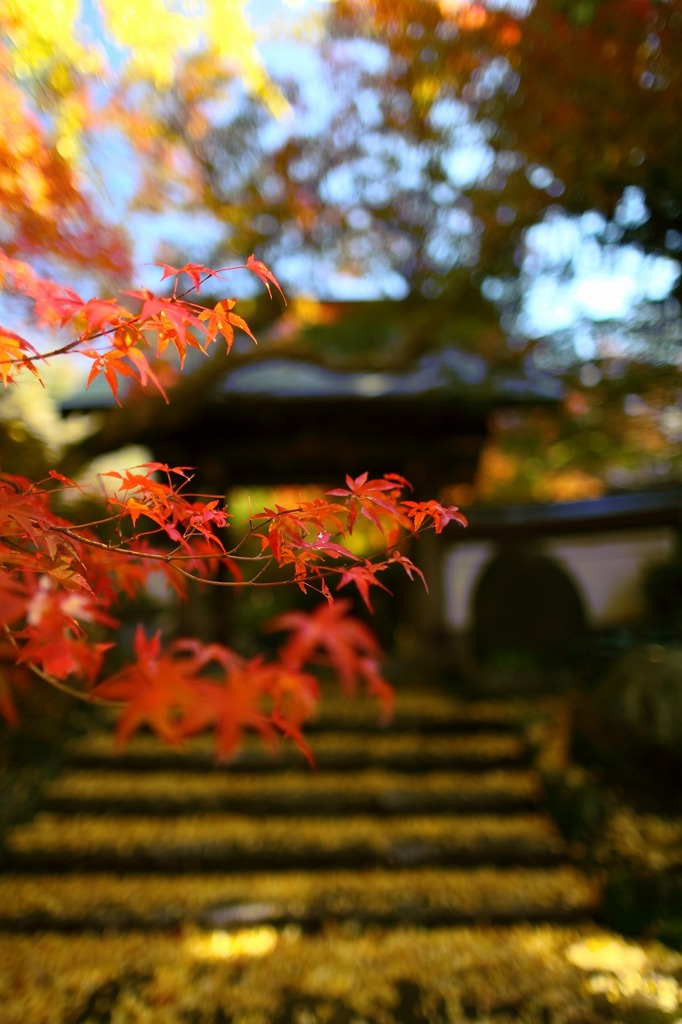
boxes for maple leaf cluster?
[0,254,277,404]
[95,598,392,763]
[257,471,466,611]
[0,255,467,759]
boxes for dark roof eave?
[462,489,682,539]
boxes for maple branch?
[165,523,425,592]
[52,525,272,578]
[53,528,176,562]
[2,626,119,708]
[167,560,280,587]
[46,522,261,571]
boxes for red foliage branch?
[0,254,467,759]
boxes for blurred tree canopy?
[0,0,284,276]
[0,0,285,469]
[134,0,680,500]
[4,0,679,501]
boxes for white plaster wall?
[443,542,494,630]
[543,528,678,626]
[444,527,678,631]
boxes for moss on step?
[44,767,542,815]
[6,811,566,872]
[0,865,601,930]
[66,730,529,772]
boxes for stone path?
[3,688,677,1023]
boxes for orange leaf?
[84,349,136,406]
[269,599,382,693]
[199,298,259,353]
[246,254,287,303]
[156,262,225,294]
[78,297,130,338]
[402,500,468,533]
[48,469,84,492]
[336,562,392,612]
[126,346,169,402]
[328,472,409,534]
[178,659,277,761]
[0,329,40,385]
[94,627,200,745]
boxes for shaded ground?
[2,924,682,1024]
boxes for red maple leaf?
[328,471,410,535]
[246,254,286,303]
[177,656,278,761]
[169,641,318,762]
[269,599,382,694]
[390,550,428,589]
[155,261,226,294]
[48,469,85,493]
[94,627,202,745]
[19,580,116,683]
[83,348,140,406]
[199,298,258,353]
[0,569,27,627]
[336,561,392,612]
[78,297,130,338]
[402,500,468,533]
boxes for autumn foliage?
[0,255,466,758]
[0,1,470,758]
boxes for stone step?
[66,729,529,772]
[5,811,566,872]
[0,865,601,932]
[95,692,542,734]
[44,767,542,816]
[276,693,538,733]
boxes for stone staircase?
[0,688,608,1023]
[1,691,597,921]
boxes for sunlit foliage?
[149,0,682,501]
[0,0,284,279]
